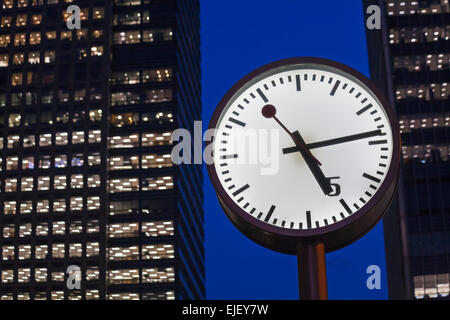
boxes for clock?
[207,57,400,254]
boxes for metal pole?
[297,241,328,300]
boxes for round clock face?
[208,57,400,253]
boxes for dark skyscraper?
[364,0,450,299]
[0,0,203,300]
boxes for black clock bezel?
[206,57,400,254]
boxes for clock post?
[297,241,328,300]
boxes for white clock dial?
[212,64,394,230]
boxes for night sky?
[201,0,388,299]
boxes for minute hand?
[282,129,382,154]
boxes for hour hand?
[292,131,333,195]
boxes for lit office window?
[108,222,139,238]
[53,221,66,235]
[0,34,11,47]
[35,268,47,282]
[36,223,49,236]
[72,131,84,144]
[29,32,41,45]
[27,52,39,65]
[0,53,8,67]
[12,73,23,86]
[0,16,12,28]
[52,244,65,258]
[92,29,103,39]
[76,28,87,40]
[110,113,139,127]
[44,50,55,63]
[2,270,14,284]
[18,245,31,260]
[35,245,48,259]
[19,224,32,237]
[141,176,174,191]
[16,14,27,27]
[23,135,35,148]
[108,293,139,300]
[38,176,50,191]
[142,291,175,300]
[2,246,15,261]
[88,175,101,188]
[18,0,28,7]
[7,135,20,149]
[14,33,26,46]
[109,178,139,193]
[143,28,173,42]
[51,291,64,300]
[54,199,66,212]
[55,132,68,145]
[88,153,101,166]
[87,267,99,281]
[21,177,34,191]
[6,156,19,170]
[55,155,67,168]
[39,155,51,169]
[22,157,34,170]
[111,71,140,84]
[8,113,21,127]
[69,243,82,257]
[54,175,67,190]
[71,154,84,167]
[141,132,172,146]
[19,201,33,214]
[39,133,52,146]
[142,267,175,283]
[86,130,101,144]
[142,220,174,237]
[108,246,139,261]
[114,11,141,25]
[68,222,82,236]
[71,174,83,189]
[36,200,49,214]
[113,30,141,44]
[414,273,450,299]
[32,14,42,25]
[51,272,64,282]
[109,200,139,215]
[87,196,101,211]
[108,269,139,284]
[3,225,15,238]
[86,242,99,257]
[91,46,103,56]
[111,91,140,105]
[70,197,83,211]
[143,68,172,82]
[109,155,139,170]
[5,178,17,192]
[4,201,16,215]
[45,31,57,40]
[109,134,140,148]
[142,244,175,260]
[115,0,141,6]
[89,109,102,122]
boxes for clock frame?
[207,57,400,254]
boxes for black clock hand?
[262,104,322,166]
[292,131,333,195]
[261,105,333,195]
[282,129,383,154]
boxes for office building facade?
[0,0,204,300]
[364,0,450,299]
